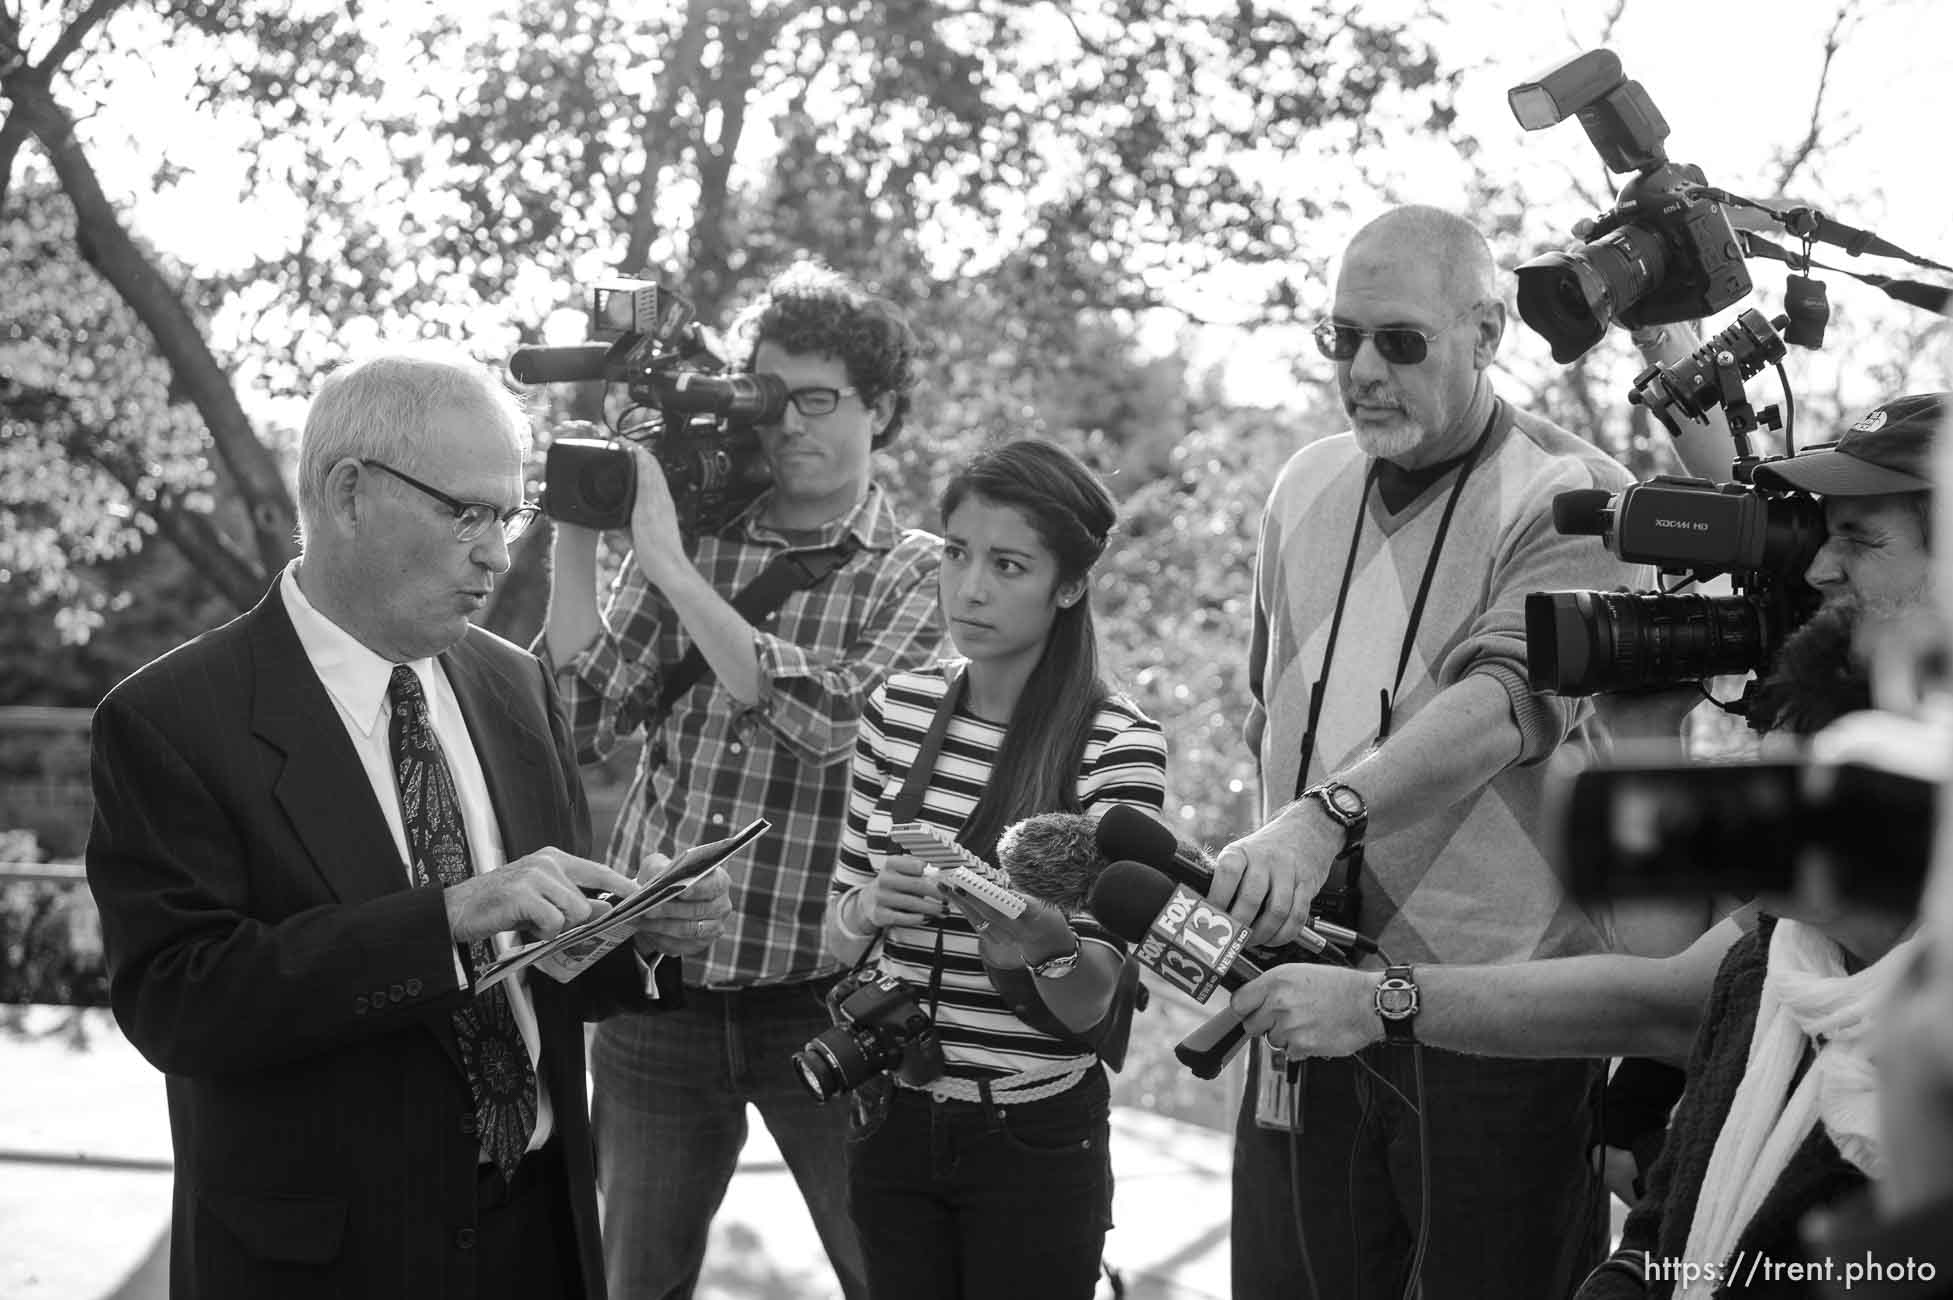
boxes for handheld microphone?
[995,812,1105,912]
[1095,805,1344,962]
[1088,861,1286,1003]
[508,343,616,385]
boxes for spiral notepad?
[889,822,1028,919]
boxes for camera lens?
[1526,590,1771,695]
[1516,224,1668,364]
[790,1026,879,1102]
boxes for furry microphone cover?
[995,812,1107,912]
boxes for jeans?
[590,979,868,1300]
[1232,1046,1604,1300]
[848,1069,1112,1300]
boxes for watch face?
[1378,987,1414,1017]
[1327,787,1365,818]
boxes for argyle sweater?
[1247,398,1640,965]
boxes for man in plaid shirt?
[545,263,944,1300]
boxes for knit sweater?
[1600,915,1868,1299]
[1247,397,1640,964]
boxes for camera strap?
[655,535,862,716]
[887,664,969,1020]
[1293,404,1500,916]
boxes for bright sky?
[31,0,1953,417]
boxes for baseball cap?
[1749,393,1947,496]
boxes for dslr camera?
[1508,49,1752,364]
[508,280,787,535]
[791,969,945,1103]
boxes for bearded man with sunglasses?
[1211,206,1645,1300]
[545,261,943,1300]
[85,348,733,1300]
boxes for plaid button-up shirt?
[557,482,945,987]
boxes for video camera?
[1524,433,1826,705]
[1549,709,1943,920]
[508,280,786,535]
[1508,50,1759,364]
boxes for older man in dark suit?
[85,349,731,1300]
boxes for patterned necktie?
[387,665,536,1179]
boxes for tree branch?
[41,0,129,77]
[20,387,273,611]
[4,72,294,598]
[1773,0,1857,196]
[0,109,28,212]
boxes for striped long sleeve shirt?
[833,664,1168,1081]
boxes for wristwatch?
[1303,780,1369,842]
[1028,934,1082,980]
[1374,964,1419,1045]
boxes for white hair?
[295,346,530,541]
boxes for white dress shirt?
[280,564,558,1153]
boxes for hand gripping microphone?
[1094,805,1373,962]
[1088,861,1288,1001]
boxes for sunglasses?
[1312,308,1479,366]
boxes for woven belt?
[903,1058,1093,1107]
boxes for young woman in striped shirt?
[824,438,1168,1299]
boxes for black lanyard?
[1293,404,1501,799]
[884,664,970,1016]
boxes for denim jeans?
[589,979,868,1300]
[846,1069,1112,1300]
[1231,1046,1604,1300]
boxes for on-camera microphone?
[508,343,616,385]
[996,812,1105,912]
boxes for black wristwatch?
[1374,964,1419,1046]
[1303,780,1369,843]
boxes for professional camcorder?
[1524,451,1825,703]
[1548,709,1944,919]
[791,969,945,1103]
[508,280,785,534]
[1507,49,1753,363]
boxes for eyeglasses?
[783,385,860,418]
[360,460,541,544]
[1312,308,1480,366]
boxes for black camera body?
[791,971,945,1103]
[1525,471,1824,702]
[510,280,786,535]
[1509,50,1751,362]
[1548,714,1942,919]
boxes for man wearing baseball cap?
[1742,392,1946,733]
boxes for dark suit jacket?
[85,584,673,1300]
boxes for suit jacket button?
[389,984,405,1002]
[353,994,368,1014]
[460,1114,479,1136]
[373,988,388,1006]
[406,978,423,996]
[455,1228,476,1250]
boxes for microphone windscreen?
[1095,804,1184,873]
[1087,860,1178,946]
[995,813,1104,911]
